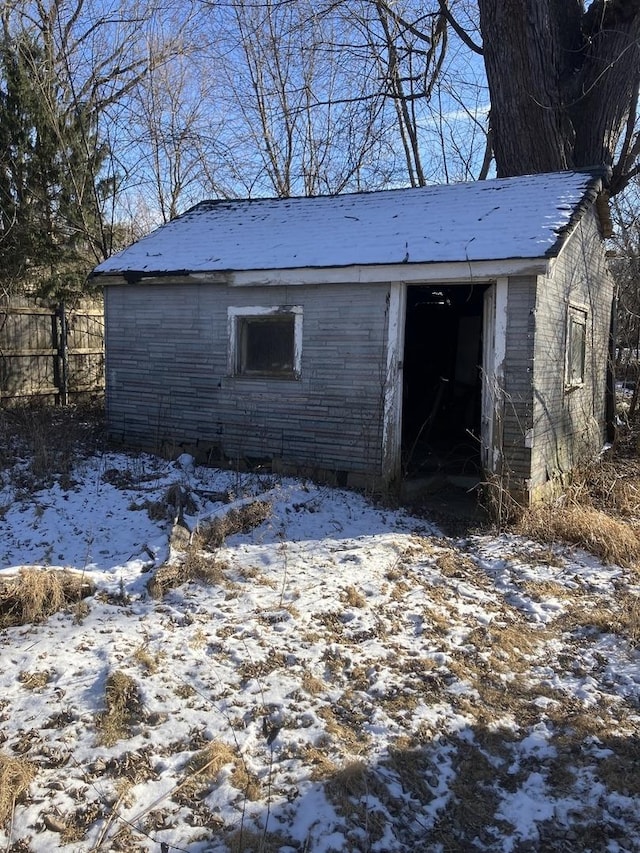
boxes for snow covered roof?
[93,170,607,279]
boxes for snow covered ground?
[1,435,639,852]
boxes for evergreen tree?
[0,34,112,298]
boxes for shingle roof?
[93,170,606,277]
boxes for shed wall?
[105,281,390,481]
[501,276,536,487]
[529,208,613,496]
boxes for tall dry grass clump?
[0,753,36,827]
[516,499,640,568]
[0,568,94,628]
[96,670,143,746]
[196,500,271,549]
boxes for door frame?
[383,277,508,486]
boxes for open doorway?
[401,283,489,484]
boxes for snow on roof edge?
[91,169,610,281]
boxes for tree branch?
[438,0,483,55]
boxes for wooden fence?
[0,297,104,404]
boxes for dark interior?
[402,283,488,481]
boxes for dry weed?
[178,741,260,803]
[342,585,367,608]
[132,644,161,674]
[147,549,228,598]
[196,500,271,549]
[298,744,338,781]
[96,671,143,746]
[0,753,36,827]
[0,568,94,628]
[324,761,389,846]
[516,502,640,567]
[18,670,51,690]
[225,828,288,853]
[562,591,640,645]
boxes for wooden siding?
[529,207,613,494]
[501,276,536,486]
[105,282,390,479]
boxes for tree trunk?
[477,0,640,194]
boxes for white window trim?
[565,303,588,391]
[228,305,303,379]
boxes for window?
[228,306,302,379]
[565,305,587,389]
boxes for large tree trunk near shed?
[477,0,640,195]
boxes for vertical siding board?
[502,276,536,486]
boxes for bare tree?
[199,0,398,198]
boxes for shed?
[91,170,615,504]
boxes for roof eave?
[93,257,551,287]
[544,168,612,257]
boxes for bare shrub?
[0,404,103,487]
[0,753,36,827]
[145,485,198,522]
[0,568,95,628]
[196,500,271,549]
[96,671,143,746]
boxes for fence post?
[55,302,69,406]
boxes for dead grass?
[384,739,437,803]
[18,670,51,690]
[0,568,95,628]
[177,741,261,803]
[225,828,289,853]
[342,584,367,608]
[196,500,271,549]
[96,671,144,746]
[132,644,162,674]
[0,753,36,828]
[516,501,640,567]
[560,591,640,645]
[147,549,228,598]
[324,761,389,847]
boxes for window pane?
[240,315,295,375]
[568,313,586,386]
